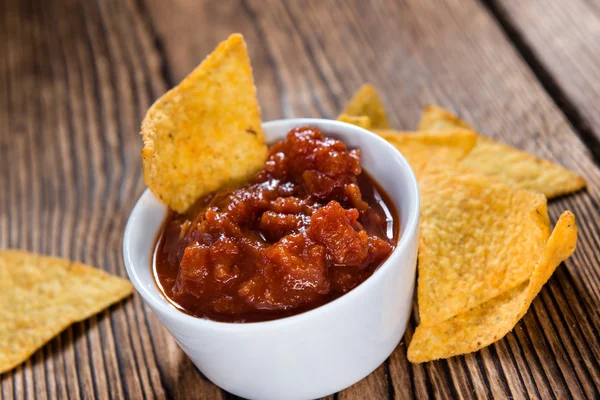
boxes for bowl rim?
[123,118,420,332]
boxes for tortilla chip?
[418,105,473,132]
[374,129,477,176]
[141,34,268,213]
[337,114,372,130]
[0,251,133,373]
[339,84,391,129]
[418,105,586,198]
[461,137,586,198]
[417,159,551,326]
[408,211,577,362]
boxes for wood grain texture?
[489,0,600,156]
[1,0,599,398]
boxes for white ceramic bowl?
[123,118,419,400]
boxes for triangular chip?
[0,251,133,373]
[339,84,392,129]
[418,105,586,198]
[417,159,551,326]
[337,114,372,130]
[141,34,268,213]
[374,129,477,176]
[461,137,586,198]
[418,105,473,132]
[408,211,577,362]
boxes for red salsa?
[153,126,399,322]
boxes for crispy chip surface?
[417,159,551,326]
[408,211,577,362]
[337,114,372,130]
[374,129,477,176]
[339,84,391,129]
[418,105,586,198]
[0,251,133,373]
[418,105,473,132]
[461,137,586,198]
[141,34,268,213]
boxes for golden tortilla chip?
[141,34,268,213]
[374,129,477,176]
[417,159,551,326]
[0,251,133,373]
[408,211,577,362]
[339,84,391,129]
[418,105,586,198]
[418,105,473,132]
[337,114,372,130]
[461,137,586,198]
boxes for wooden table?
[2,0,599,398]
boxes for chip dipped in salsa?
[153,126,398,322]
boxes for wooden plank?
[490,0,600,152]
[0,0,599,398]
[337,364,390,400]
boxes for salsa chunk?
[153,126,398,322]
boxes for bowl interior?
[123,118,419,326]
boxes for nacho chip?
[417,159,551,326]
[418,105,473,132]
[374,129,477,176]
[337,114,372,130]
[0,251,133,373]
[418,105,586,198]
[408,211,577,362]
[461,137,586,198]
[141,34,268,213]
[339,84,391,129]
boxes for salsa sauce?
[153,126,399,322]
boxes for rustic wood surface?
[491,0,600,156]
[1,0,599,398]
